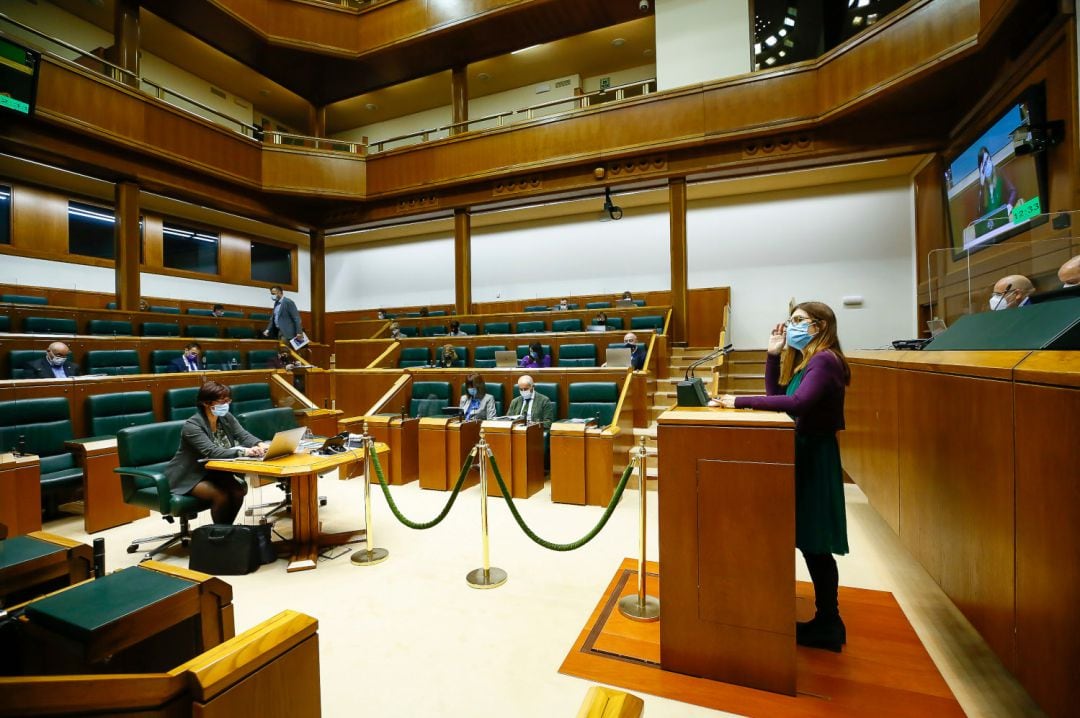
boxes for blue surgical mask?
[467,387,477,397]
[47,353,67,367]
[530,351,539,358]
[785,322,815,351]
[210,403,230,417]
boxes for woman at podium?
[713,302,851,652]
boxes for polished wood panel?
[115,181,141,311]
[418,417,479,492]
[838,361,900,532]
[0,531,93,605]
[309,228,325,344]
[66,438,149,534]
[686,287,731,349]
[482,420,543,499]
[668,178,688,343]
[454,209,471,314]
[354,414,419,486]
[657,409,796,694]
[0,453,41,536]
[262,146,366,198]
[8,184,70,263]
[550,422,586,505]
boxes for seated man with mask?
[23,342,81,379]
[506,375,554,430]
[168,342,204,372]
[989,274,1035,311]
[602,333,646,370]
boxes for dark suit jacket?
[506,392,554,430]
[165,410,261,494]
[266,296,303,339]
[629,345,647,370]
[23,356,81,379]
[167,355,205,373]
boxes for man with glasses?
[23,342,80,379]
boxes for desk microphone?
[678,345,732,407]
[991,283,1012,311]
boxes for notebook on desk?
[230,426,306,461]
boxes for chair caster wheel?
[127,545,138,553]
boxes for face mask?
[989,293,1008,311]
[210,403,230,417]
[530,351,539,359]
[1064,282,1078,289]
[47,353,66,367]
[981,158,993,180]
[467,387,477,397]
[270,294,279,303]
[186,352,199,360]
[785,322,815,351]
[626,342,636,350]
[519,389,534,400]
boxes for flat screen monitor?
[944,84,1048,258]
[0,36,40,117]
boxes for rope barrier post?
[351,424,389,566]
[466,429,507,589]
[618,436,660,621]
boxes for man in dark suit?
[23,342,80,379]
[506,374,554,430]
[168,342,205,373]
[262,285,304,342]
[623,332,647,370]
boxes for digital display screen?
[0,36,39,116]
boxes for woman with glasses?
[712,302,851,653]
[164,381,269,524]
[458,374,497,421]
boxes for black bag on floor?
[253,522,278,565]
[189,524,261,575]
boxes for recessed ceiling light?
[365,103,378,111]
[611,38,626,48]
[643,48,653,56]
[259,89,271,97]
[477,72,491,81]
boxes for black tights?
[802,551,839,618]
[189,471,248,524]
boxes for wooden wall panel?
[686,288,730,348]
[10,184,68,257]
[838,361,900,533]
[261,148,366,197]
[219,233,252,286]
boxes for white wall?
[655,0,751,90]
[1,254,116,293]
[325,236,454,311]
[687,178,916,350]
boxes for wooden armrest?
[0,674,185,716]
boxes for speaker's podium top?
[657,406,794,429]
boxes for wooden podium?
[418,417,480,491]
[482,419,544,499]
[656,407,796,695]
[365,414,420,485]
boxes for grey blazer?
[459,393,497,421]
[165,410,261,494]
[266,295,303,339]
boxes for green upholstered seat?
[149,306,180,314]
[221,311,244,319]
[0,397,83,491]
[427,310,447,317]
[633,299,646,307]
[515,320,545,334]
[24,317,77,334]
[410,381,451,418]
[586,301,611,309]
[524,305,548,312]
[604,317,624,330]
[225,326,256,339]
[404,312,421,318]
[10,349,43,379]
[231,383,273,413]
[249,312,271,321]
[557,344,596,367]
[631,315,664,332]
[0,315,8,332]
[516,344,552,359]
[106,301,117,309]
[86,391,155,436]
[203,350,243,371]
[422,325,445,337]
[398,326,419,337]
[567,303,579,309]
[143,322,180,337]
[87,319,134,336]
[461,382,504,414]
[247,349,278,369]
[458,323,478,335]
[399,347,430,368]
[2,294,47,305]
[186,324,219,338]
[473,345,505,368]
[552,318,582,332]
[235,407,297,440]
[483,322,511,335]
[85,350,142,376]
[568,382,619,426]
[151,350,184,374]
[115,420,209,524]
[186,308,214,316]
[0,535,65,569]
[164,387,200,420]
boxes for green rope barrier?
[487,452,636,552]
[369,445,474,530]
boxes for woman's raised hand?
[766,323,787,355]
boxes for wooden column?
[307,104,326,138]
[454,209,471,314]
[310,228,325,344]
[110,0,140,86]
[669,177,688,343]
[450,66,468,136]
[114,181,140,311]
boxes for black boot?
[796,614,846,652]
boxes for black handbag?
[189,524,261,575]
[253,522,278,565]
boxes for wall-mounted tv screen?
[0,36,39,117]
[944,84,1048,258]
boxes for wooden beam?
[668,177,688,344]
[110,0,140,86]
[454,209,471,315]
[114,180,140,311]
[451,66,468,137]
[310,228,326,344]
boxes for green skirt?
[794,433,849,556]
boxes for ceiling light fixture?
[599,187,624,222]
[511,45,540,55]
[611,38,626,47]
[365,103,378,111]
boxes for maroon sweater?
[733,351,847,435]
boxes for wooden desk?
[209,445,386,572]
[0,531,92,604]
[0,452,41,536]
[65,438,148,534]
[417,417,480,491]
[550,422,621,507]
[361,414,419,485]
[482,419,544,499]
[657,407,796,695]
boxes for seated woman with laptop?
[165,381,269,524]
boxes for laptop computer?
[494,350,518,367]
[605,347,632,367]
[586,324,607,332]
[615,298,634,308]
[232,426,307,461]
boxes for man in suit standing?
[23,342,80,379]
[506,374,554,430]
[168,342,205,373]
[262,286,304,342]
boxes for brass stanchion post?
[352,424,389,566]
[618,436,660,621]
[466,430,507,589]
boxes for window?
[163,221,219,275]
[251,240,292,284]
[68,201,115,259]
[0,186,10,244]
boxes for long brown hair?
[465,373,487,397]
[782,301,850,385]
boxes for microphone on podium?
[677,345,732,407]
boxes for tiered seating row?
[0,303,270,339]
[0,286,282,321]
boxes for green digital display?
[1011,196,1042,224]
[0,36,38,117]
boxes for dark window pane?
[251,240,292,284]
[68,201,115,259]
[0,186,10,244]
[163,221,219,275]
